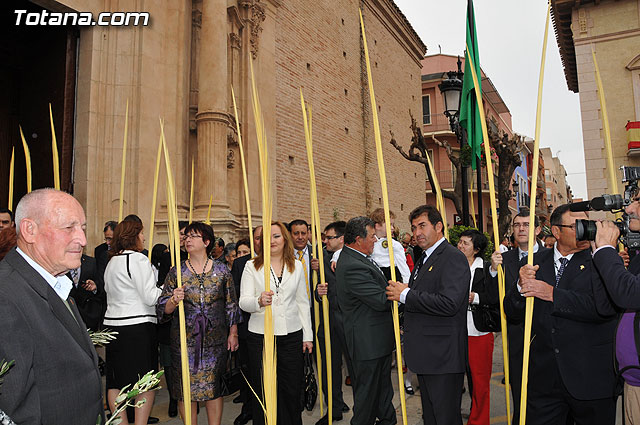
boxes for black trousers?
[525,372,616,425]
[237,327,253,416]
[317,309,351,415]
[247,330,304,425]
[351,354,396,425]
[417,373,464,425]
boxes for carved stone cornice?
[192,9,202,28]
[229,32,242,50]
[240,0,266,59]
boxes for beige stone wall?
[572,0,640,199]
[45,0,425,248]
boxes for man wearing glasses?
[489,210,545,424]
[504,204,617,425]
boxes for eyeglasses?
[555,224,576,230]
[184,234,202,239]
[325,235,341,240]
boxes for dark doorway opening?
[0,0,78,210]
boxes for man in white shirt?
[0,189,103,424]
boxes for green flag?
[459,0,482,170]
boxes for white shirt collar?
[518,242,540,259]
[423,236,446,263]
[16,247,73,300]
[470,256,484,271]
[553,243,574,264]
[345,245,368,258]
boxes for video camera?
[569,166,640,248]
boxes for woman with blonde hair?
[239,221,313,425]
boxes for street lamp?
[512,179,519,200]
[438,56,469,226]
[440,73,462,119]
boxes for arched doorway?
[0,0,77,210]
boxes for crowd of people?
[2,188,640,425]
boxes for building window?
[422,95,431,125]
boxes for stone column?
[195,0,230,212]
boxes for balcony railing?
[422,114,455,133]
[426,167,496,191]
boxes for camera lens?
[575,219,597,241]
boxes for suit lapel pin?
[580,265,585,270]
[428,266,433,272]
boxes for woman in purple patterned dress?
[157,222,240,425]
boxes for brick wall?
[273,0,426,232]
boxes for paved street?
[147,334,612,425]
[88,299,625,425]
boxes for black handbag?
[221,351,243,396]
[303,352,317,412]
[470,303,501,333]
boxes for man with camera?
[592,194,640,422]
[504,204,617,425]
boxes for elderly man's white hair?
[14,188,65,236]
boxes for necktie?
[555,257,568,287]
[520,251,527,261]
[70,268,79,286]
[297,250,310,300]
[367,255,384,275]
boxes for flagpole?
[461,2,510,422]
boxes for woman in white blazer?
[240,221,312,425]
[103,219,162,425]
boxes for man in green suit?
[336,216,396,425]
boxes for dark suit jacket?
[503,248,617,400]
[231,253,251,338]
[0,248,103,424]
[95,243,109,281]
[336,246,394,361]
[403,240,470,375]
[593,246,640,311]
[471,260,499,306]
[68,254,105,331]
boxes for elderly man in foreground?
[0,189,103,424]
